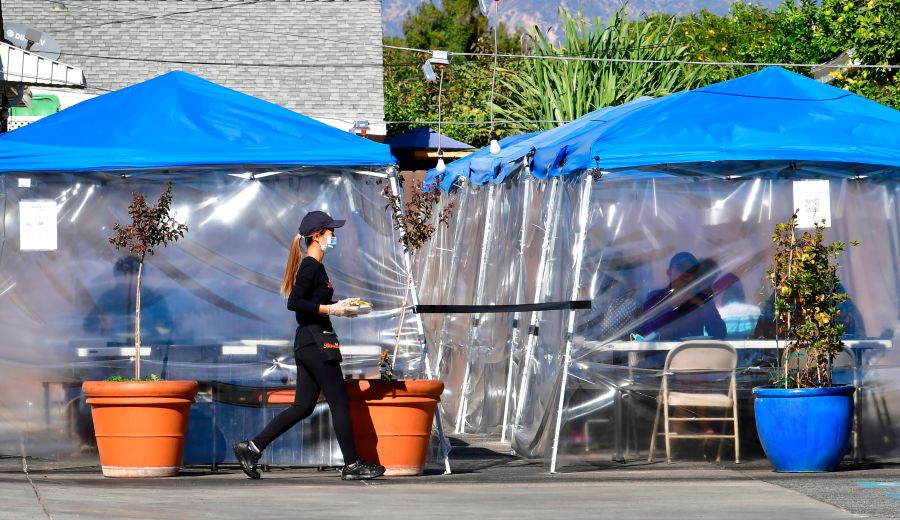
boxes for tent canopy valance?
[0,71,395,173]
[426,132,540,191]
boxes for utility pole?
[0,0,7,43]
[0,0,9,133]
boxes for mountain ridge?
[383,0,786,37]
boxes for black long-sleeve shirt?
[639,287,726,341]
[288,256,335,347]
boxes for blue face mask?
[322,235,337,252]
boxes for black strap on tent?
[414,300,591,314]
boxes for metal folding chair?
[648,340,740,464]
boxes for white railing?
[1,42,85,88]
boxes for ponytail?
[280,234,304,297]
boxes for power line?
[59,51,418,68]
[40,0,898,71]
[382,25,780,61]
[56,0,277,32]
[37,0,779,68]
[449,51,900,70]
[245,115,575,126]
[43,0,773,61]
[381,120,573,126]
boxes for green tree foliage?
[769,214,857,388]
[109,181,187,380]
[497,8,715,133]
[400,0,523,54]
[814,0,900,107]
[678,0,900,108]
[670,4,779,81]
[675,1,833,78]
[384,1,525,146]
[385,47,523,146]
[385,0,900,144]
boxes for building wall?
[5,0,386,134]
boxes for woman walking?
[233,210,385,480]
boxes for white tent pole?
[455,183,498,434]
[513,177,562,429]
[501,173,533,443]
[388,172,452,474]
[550,173,593,473]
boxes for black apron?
[295,324,342,363]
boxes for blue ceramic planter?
[753,385,855,472]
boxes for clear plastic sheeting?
[416,167,900,470]
[0,169,438,467]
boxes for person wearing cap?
[639,251,726,342]
[233,211,385,481]
[711,272,762,339]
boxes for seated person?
[836,283,865,338]
[754,282,863,339]
[575,257,642,366]
[639,253,727,437]
[712,273,761,339]
[83,256,175,346]
[639,251,726,341]
[576,257,642,342]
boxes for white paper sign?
[20,199,58,251]
[792,180,831,228]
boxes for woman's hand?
[327,301,359,318]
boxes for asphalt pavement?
[1,435,898,520]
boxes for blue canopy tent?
[418,67,900,472]
[0,71,456,470]
[426,132,539,191]
[0,70,395,172]
[385,127,472,172]
[587,67,900,174]
[386,127,473,151]
[426,97,664,191]
[443,67,900,185]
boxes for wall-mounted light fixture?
[422,50,449,82]
[351,119,370,137]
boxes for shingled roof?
[4,0,386,134]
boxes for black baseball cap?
[298,210,345,236]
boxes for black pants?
[252,345,359,464]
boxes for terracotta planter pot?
[82,380,199,477]
[345,379,444,476]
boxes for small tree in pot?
[108,180,188,380]
[382,178,454,371]
[770,215,856,389]
[83,181,198,477]
[341,180,452,477]
[753,212,859,472]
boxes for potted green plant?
[753,213,858,472]
[341,180,452,476]
[82,181,198,477]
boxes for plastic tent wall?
[416,68,900,471]
[0,72,450,469]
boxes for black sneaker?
[233,441,261,479]
[341,459,385,480]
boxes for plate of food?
[350,299,373,314]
